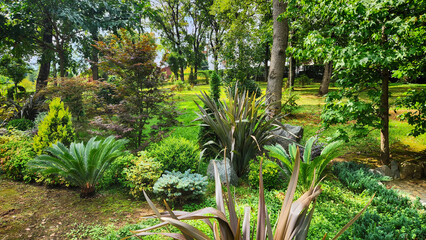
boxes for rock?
[270,124,303,150]
[299,143,324,160]
[390,160,400,179]
[207,159,239,186]
[0,128,7,136]
[399,161,424,179]
[370,165,392,178]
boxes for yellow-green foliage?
[125,151,163,199]
[33,97,75,154]
[248,155,286,190]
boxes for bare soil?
[0,179,152,240]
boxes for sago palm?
[28,136,128,197]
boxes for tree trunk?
[266,0,289,118]
[380,68,390,165]
[380,25,390,165]
[80,183,96,198]
[59,50,66,78]
[318,61,332,96]
[36,18,53,93]
[264,42,269,82]
[288,56,295,90]
[180,65,185,82]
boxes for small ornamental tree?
[33,97,75,154]
[93,29,178,149]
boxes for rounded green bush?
[125,151,163,199]
[98,151,137,189]
[6,118,34,131]
[248,156,286,190]
[147,137,200,172]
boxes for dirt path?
[384,179,426,206]
[0,178,152,240]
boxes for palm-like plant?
[265,137,343,191]
[133,147,373,239]
[195,88,278,177]
[28,136,128,197]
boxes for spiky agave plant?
[28,136,128,198]
[132,147,373,239]
[195,87,279,177]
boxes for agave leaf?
[256,157,266,240]
[143,191,163,220]
[274,147,301,240]
[213,161,225,214]
[162,217,210,240]
[265,206,273,240]
[242,206,251,240]
[213,222,220,240]
[293,199,317,240]
[132,232,187,240]
[331,194,375,240]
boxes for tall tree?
[151,0,187,81]
[266,0,288,117]
[319,0,426,164]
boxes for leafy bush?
[33,97,75,154]
[265,137,342,191]
[39,77,104,121]
[98,152,136,189]
[396,88,426,137]
[333,162,426,239]
[153,170,208,204]
[296,74,312,86]
[227,78,262,98]
[0,131,36,181]
[6,118,34,131]
[248,156,285,190]
[195,88,278,177]
[281,89,300,115]
[28,136,128,198]
[146,137,200,172]
[125,151,163,199]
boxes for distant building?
[161,66,172,78]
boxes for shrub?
[33,97,75,154]
[0,131,36,181]
[209,71,221,102]
[33,111,48,127]
[98,152,137,189]
[28,136,128,198]
[265,137,342,191]
[146,137,200,172]
[6,118,34,131]
[333,162,426,239]
[153,170,208,204]
[195,88,278,177]
[296,74,312,86]
[227,78,262,98]
[125,151,163,199]
[248,156,285,190]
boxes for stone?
[299,143,324,160]
[0,128,7,136]
[270,124,304,151]
[370,165,392,178]
[390,160,400,179]
[207,159,239,186]
[399,161,424,179]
